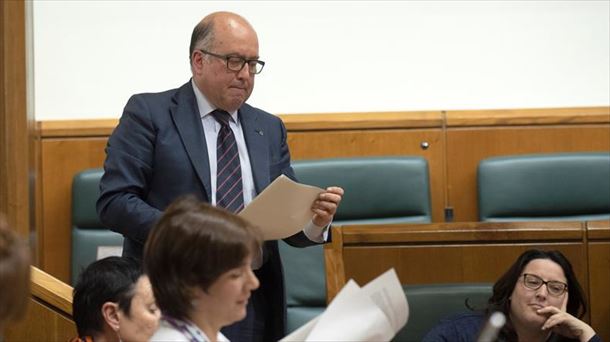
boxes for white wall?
[32,1,610,120]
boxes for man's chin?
[222,99,246,112]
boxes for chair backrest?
[293,156,432,224]
[394,283,493,342]
[281,156,432,333]
[71,168,123,285]
[478,152,610,222]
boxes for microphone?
[477,311,506,342]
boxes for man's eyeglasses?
[522,273,568,297]
[199,49,265,74]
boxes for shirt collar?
[191,79,238,122]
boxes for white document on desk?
[281,268,409,342]
[238,174,324,240]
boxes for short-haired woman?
[145,197,262,342]
[72,256,160,342]
[423,249,600,342]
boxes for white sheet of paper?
[280,280,362,342]
[360,268,409,333]
[307,279,394,341]
[238,174,324,240]
[281,269,409,342]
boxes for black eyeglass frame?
[522,273,568,296]
[199,49,265,74]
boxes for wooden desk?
[325,221,608,340]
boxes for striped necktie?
[211,109,244,213]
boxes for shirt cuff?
[303,219,331,243]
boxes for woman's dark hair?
[143,196,262,321]
[72,256,142,337]
[486,249,587,340]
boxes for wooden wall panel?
[342,243,586,287]
[4,298,76,341]
[40,138,108,282]
[36,107,609,285]
[38,114,444,280]
[0,0,32,240]
[587,221,610,342]
[337,222,587,288]
[5,267,76,340]
[288,128,444,222]
[446,125,610,222]
[588,242,610,342]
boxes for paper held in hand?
[281,268,409,342]
[238,175,324,240]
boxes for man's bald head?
[189,11,256,63]
[189,11,260,112]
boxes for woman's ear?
[101,302,121,332]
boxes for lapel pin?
[256,129,264,136]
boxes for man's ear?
[101,302,121,332]
[192,51,204,75]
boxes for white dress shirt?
[191,80,327,244]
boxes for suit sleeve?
[96,95,162,244]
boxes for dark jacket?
[97,80,317,341]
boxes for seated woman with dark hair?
[144,196,262,342]
[72,256,160,342]
[423,249,600,342]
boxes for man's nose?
[237,63,251,79]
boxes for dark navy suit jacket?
[97,80,316,341]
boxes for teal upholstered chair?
[71,168,123,285]
[280,156,432,334]
[394,283,493,342]
[478,152,610,222]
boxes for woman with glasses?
[423,249,600,342]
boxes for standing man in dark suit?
[97,11,343,342]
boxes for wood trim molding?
[446,106,610,127]
[38,119,119,138]
[30,266,73,316]
[39,111,444,138]
[280,111,443,130]
[339,221,584,245]
[587,220,610,240]
[38,107,610,137]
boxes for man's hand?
[311,186,344,227]
[539,306,596,342]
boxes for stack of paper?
[281,268,409,342]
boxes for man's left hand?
[312,186,344,227]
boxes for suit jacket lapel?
[170,81,212,200]
[239,106,270,194]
